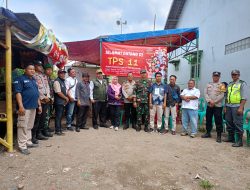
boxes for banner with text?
[101,42,168,78]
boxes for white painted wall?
[168,0,250,107]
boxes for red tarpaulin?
[65,39,100,65]
[65,28,198,65]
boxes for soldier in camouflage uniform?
[43,63,54,133]
[133,69,152,132]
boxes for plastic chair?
[211,106,227,133]
[243,108,250,146]
[161,114,173,130]
[198,98,207,128]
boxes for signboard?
[101,42,168,78]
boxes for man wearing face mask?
[90,69,108,129]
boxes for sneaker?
[67,127,74,131]
[159,128,165,133]
[19,148,30,155]
[190,134,196,138]
[148,128,154,133]
[36,133,49,140]
[31,138,39,144]
[115,127,119,131]
[55,131,65,136]
[171,131,176,135]
[48,128,55,133]
[75,128,80,132]
[27,143,39,148]
[93,125,99,130]
[181,132,188,136]
[109,126,114,129]
[80,126,89,130]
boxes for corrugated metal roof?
[164,0,186,29]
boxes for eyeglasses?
[231,74,239,76]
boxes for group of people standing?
[14,61,247,155]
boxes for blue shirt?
[14,74,39,109]
[149,82,167,105]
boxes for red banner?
[101,42,168,78]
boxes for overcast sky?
[4,0,172,42]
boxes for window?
[191,63,200,79]
[225,37,250,55]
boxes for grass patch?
[199,179,214,190]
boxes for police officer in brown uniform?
[202,71,225,142]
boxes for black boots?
[223,133,235,143]
[216,132,222,143]
[232,134,243,147]
[201,133,211,138]
[43,130,53,137]
[136,125,141,132]
[36,133,49,140]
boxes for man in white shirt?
[180,79,200,138]
[65,68,78,131]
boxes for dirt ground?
[0,119,250,190]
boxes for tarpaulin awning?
[65,27,199,65]
[0,7,68,68]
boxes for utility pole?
[116,18,127,34]
[153,14,156,31]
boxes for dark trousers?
[124,103,137,126]
[92,101,107,126]
[206,106,223,133]
[76,105,89,129]
[54,104,65,132]
[109,105,121,127]
[32,103,49,137]
[225,106,243,135]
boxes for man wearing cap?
[53,69,69,135]
[75,72,91,132]
[43,63,54,133]
[65,68,78,131]
[133,69,152,132]
[32,61,52,143]
[224,70,247,147]
[90,69,108,129]
[14,63,41,155]
[202,72,225,142]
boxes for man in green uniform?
[133,69,152,132]
[43,63,54,133]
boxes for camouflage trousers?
[136,103,149,126]
[44,104,53,130]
